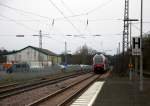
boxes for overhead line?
[0,14,38,32]
[132,24,147,35]
[0,0,114,21]
[60,0,74,15]
[0,2,85,20]
[0,3,51,20]
[56,0,114,20]
[60,0,90,35]
[86,0,113,14]
[0,18,123,22]
[48,0,81,34]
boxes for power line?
[48,0,81,34]
[60,0,74,15]
[86,0,113,14]
[56,0,114,20]
[0,3,51,20]
[60,0,91,35]
[0,2,84,21]
[0,18,123,22]
[0,1,114,21]
[0,14,38,32]
[0,19,49,22]
[55,13,86,20]
[132,24,147,35]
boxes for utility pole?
[123,0,129,55]
[129,22,132,48]
[140,0,143,91]
[39,30,42,49]
[117,42,120,72]
[33,30,43,67]
[33,30,43,49]
[128,20,138,80]
[129,22,132,80]
[121,0,129,74]
[118,42,120,72]
[118,42,120,54]
[65,41,67,66]
[39,30,42,67]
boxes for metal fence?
[0,64,92,83]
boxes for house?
[5,46,61,68]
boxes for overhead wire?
[60,0,91,36]
[0,0,119,36]
[86,0,113,14]
[48,0,81,34]
[0,14,38,32]
[132,24,147,35]
[0,2,84,21]
[0,2,86,21]
[0,3,51,20]
[0,18,123,22]
[60,0,74,15]
[0,0,115,21]
[59,0,114,36]
[55,0,114,20]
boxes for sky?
[0,0,150,55]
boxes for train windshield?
[94,57,103,64]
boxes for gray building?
[6,46,61,68]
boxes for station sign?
[132,37,141,55]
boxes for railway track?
[27,74,100,106]
[0,76,52,91]
[0,71,90,99]
[0,82,19,90]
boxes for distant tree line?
[61,44,96,65]
[143,34,150,71]
[61,44,113,65]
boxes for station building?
[5,46,61,68]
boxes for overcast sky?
[0,0,150,55]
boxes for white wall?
[7,47,48,64]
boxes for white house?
[6,46,61,68]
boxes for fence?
[0,64,92,83]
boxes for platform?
[71,73,150,106]
[93,75,150,106]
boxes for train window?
[94,57,103,64]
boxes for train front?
[93,54,106,74]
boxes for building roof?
[2,46,57,56]
[30,46,57,56]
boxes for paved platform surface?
[93,74,150,106]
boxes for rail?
[27,74,99,106]
[0,71,90,99]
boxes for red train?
[92,53,108,74]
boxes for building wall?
[6,47,61,68]
[57,57,62,64]
[7,47,47,64]
[48,56,61,65]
